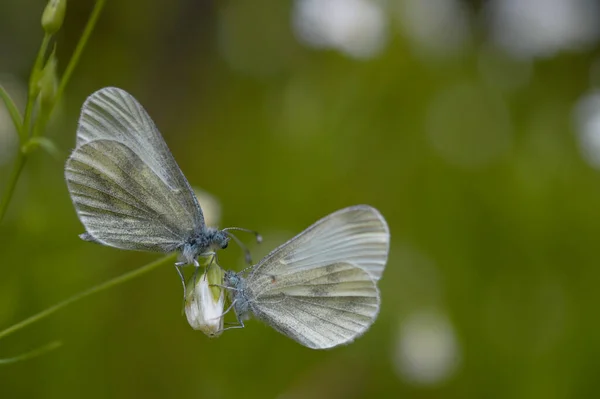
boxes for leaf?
[0,83,23,134]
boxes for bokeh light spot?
[485,0,600,59]
[292,0,388,59]
[394,310,461,385]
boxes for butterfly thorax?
[180,228,229,264]
[224,271,251,320]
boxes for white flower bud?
[38,51,58,110]
[184,267,224,337]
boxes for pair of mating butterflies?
[65,87,390,350]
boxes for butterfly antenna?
[239,264,254,274]
[223,227,263,244]
[224,231,253,264]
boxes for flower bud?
[206,260,224,300]
[42,0,67,34]
[184,266,225,337]
[38,51,58,110]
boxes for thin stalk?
[53,0,106,109]
[0,341,62,365]
[0,152,26,223]
[0,254,176,341]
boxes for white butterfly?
[222,205,389,349]
[64,87,258,284]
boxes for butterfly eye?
[221,241,229,249]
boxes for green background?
[2,1,600,398]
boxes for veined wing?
[75,87,203,228]
[251,205,389,281]
[248,262,380,349]
[65,139,196,251]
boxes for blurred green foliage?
[2,0,600,398]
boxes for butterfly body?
[180,227,229,264]
[224,270,252,319]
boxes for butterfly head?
[204,227,230,251]
[209,229,230,250]
[224,269,241,288]
[181,228,230,264]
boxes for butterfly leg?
[174,264,188,313]
[210,300,247,333]
[209,283,240,291]
[220,299,237,318]
[219,322,245,332]
[218,312,246,332]
[174,264,186,294]
[224,308,246,331]
[197,251,219,267]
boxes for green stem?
[33,0,106,138]
[0,84,23,135]
[0,1,107,224]
[22,33,52,139]
[32,110,50,139]
[0,341,62,365]
[0,151,27,223]
[53,0,106,109]
[0,31,51,223]
[0,254,176,341]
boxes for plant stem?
[0,254,176,341]
[0,0,107,223]
[0,31,50,223]
[0,0,113,365]
[0,341,62,365]
[33,0,106,138]
[53,0,106,109]
[22,33,52,139]
[0,152,26,223]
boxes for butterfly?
[64,87,259,286]
[221,205,389,349]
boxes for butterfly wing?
[75,87,204,228]
[65,139,195,252]
[247,262,380,349]
[251,205,389,281]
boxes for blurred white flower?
[292,0,388,59]
[486,0,600,59]
[193,187,222,227]
[394,310,461,385]
[185,266,225,337]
